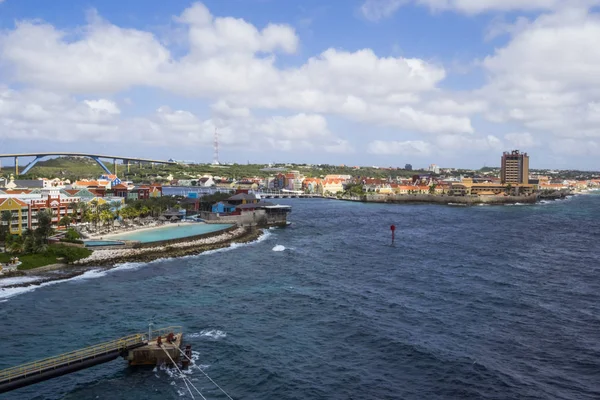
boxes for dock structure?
[0,326,183,394]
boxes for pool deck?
[87,223,185,240]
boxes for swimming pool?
[84,240,126,247]
[104,223,233,243]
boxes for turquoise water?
[84,240,125,247]
[105,223,233,243]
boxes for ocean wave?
[0,273,82,301]
[187,329,227,340]
[201,229,272,256]
[0,276,43,288]
[0,230,273,302]
[272,245,286,252]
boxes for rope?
[160,345,206,400]
[176,346,234,400]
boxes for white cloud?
[84,99,120,115]
[324,139,355,154]
[360,0,409,21]
[210,100,251,119]
[0,19,169,93]
[361,0,600,18]
[549,139,600,156]
[425,98,488,115]
[435,134,503,151]
[480,8,600,142]
[177,2,299,57]
[0,87,347,153]
[0,3,471,138]
[367,140,432,156]
[504,132,539,148]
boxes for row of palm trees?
[61,197,181,230]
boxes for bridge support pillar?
[91,156,112,175]
[14,157,18,176]
[151,162,154,169]
[113,159,117,176]
[126,160,130,173]
[20,156,44,175]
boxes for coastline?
[0,226,264,290]
[336,193,546,205]
[75,226,260,266]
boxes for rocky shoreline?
[0,227,264,290]
[74,226,261,266]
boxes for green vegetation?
[0,245,91,270]
[5,156,429,183]
[342,183,365,198]
[3,156,600,184]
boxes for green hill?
[1,156,425,183]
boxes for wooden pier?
[0,326,183,394]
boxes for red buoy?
[390,225,396,244]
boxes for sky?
[0,0,600,170]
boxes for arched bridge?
[0,152,178,176]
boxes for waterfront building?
[0,197,29,235]
[112,184,129,198]
[211,202,237,213]
[451,178,536,196]
[0,187,126,233]
[324,174,352,181]
[149,184,163,198]
[302,178,323,194]
[227,193,260,206]
[501,150,529,184]
[322,178,346,195]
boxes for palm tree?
[110,201,123,221]
[68,201,78,221]
[100,210,114,228]
[6,234,25,254]
[59,215,73,229]
[35,209,54,242]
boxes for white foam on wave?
[0,263,145,301]
[0,275,69,301]
[188,329,227,340]
[201,229,273,256]
[272,244,286,252]
[0,230,273,302]
[0,276,43,288]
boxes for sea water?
[1,196,599,399]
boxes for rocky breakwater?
[74,226,262,266]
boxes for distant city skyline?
[1,0,600,170]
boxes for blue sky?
[1,0,599,170]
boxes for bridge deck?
[0,334,145,386]
[0,326,181,393]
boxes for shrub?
[47,244,92,263]
[65,228,81,241]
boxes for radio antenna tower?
[213,128,220,165]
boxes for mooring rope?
[160,345,206,400]
[176,346,235,400]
